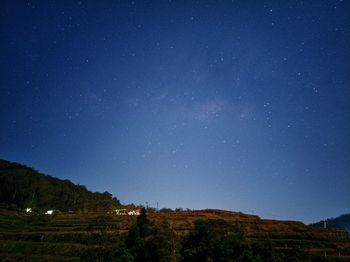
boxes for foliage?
[180,219,314,262]
[0,159,121,212]
[126,208,176,261]
[181,219,249,261]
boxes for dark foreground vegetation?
[0,208,349,262]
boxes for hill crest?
[0,159,121,212]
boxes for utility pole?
[157,202,159,212]
[324,220,327,229]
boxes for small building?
[45,210,53,215]
[128,209,141,216]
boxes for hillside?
[0,209,350,261]
[310,214,350,233]
[0,159,121,212]
[150,210,350,257]
[1,159,350,260]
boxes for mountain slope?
[0,159,121,212]
[310,214,350,233]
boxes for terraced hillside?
[1,208,350,261]
[0,209,132,261]
[150,210,350,258]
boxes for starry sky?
[1,0,349,223]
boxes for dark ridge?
[0,159,121,212]
[309,214,350,233]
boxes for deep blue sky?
[1,0,349,223]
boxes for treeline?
[81,209,338,262]
[310,214,350,233]
[0,159,121,212]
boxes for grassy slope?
[1,209,350,261]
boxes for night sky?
[1,1,349,223]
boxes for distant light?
[26,208,32,213]
[45,210,53,215]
